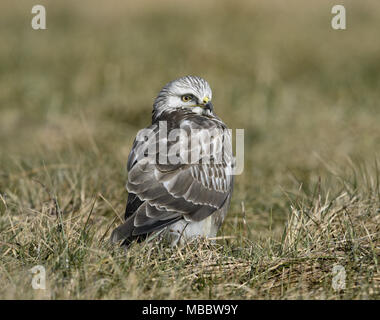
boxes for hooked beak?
[202,102,213,112]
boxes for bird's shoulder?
[159,108,229,131]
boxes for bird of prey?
[111,76,234,246]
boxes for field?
[0,0,379,299]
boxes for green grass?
[0,0,379,299]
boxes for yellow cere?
[203,97,209,104]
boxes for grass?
[0,0,379,299]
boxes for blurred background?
[1,0,380,238]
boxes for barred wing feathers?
[111,112,233,243]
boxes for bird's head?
[153,76,213,119]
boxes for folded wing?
[111,115,233,243]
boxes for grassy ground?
[0,0,379,299]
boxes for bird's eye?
[181,94,193,102]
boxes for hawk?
[111,76,234,246]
